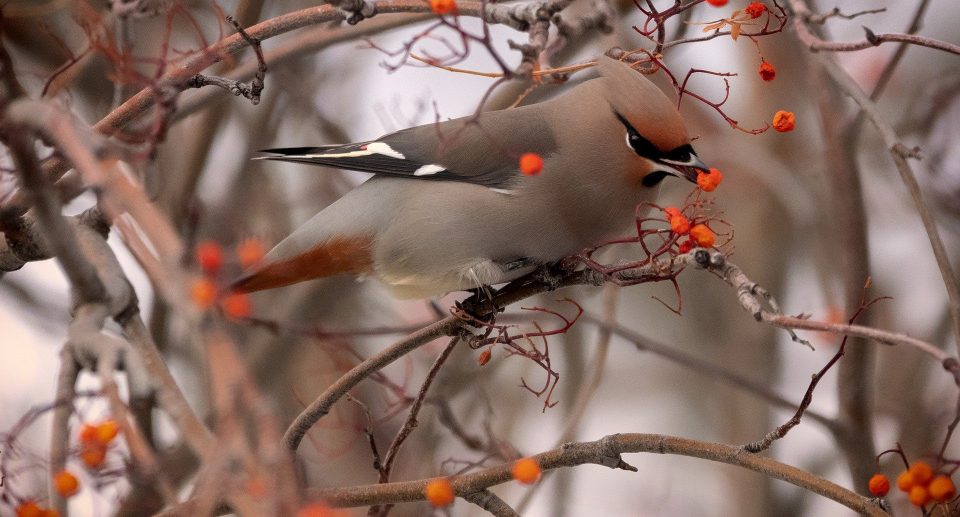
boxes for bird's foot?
[454,286,505,348]
[532,260,569,291]
[456,285,502,322]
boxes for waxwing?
[234,56,710,298]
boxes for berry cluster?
[703,1,795,133]
[895,462,956,507]
[14,420,121,517]
[190,238,266,319]
[664,206,717,252]
[869,461,957,508]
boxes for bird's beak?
[657,155,710,184]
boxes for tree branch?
[309,433,889,516]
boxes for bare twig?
[374,337,460,516]
[47,349,79,515]
[462,489,521,517]
[283,319,462,451]
[186,15,267,105]
[805,7,886,25]
[811,52,960,356]
[580,312,835,431]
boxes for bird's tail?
[229,235,375,293]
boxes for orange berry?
[689,224,716,248]
[519,153,544,176]
[236,238,266,269]
[191,278,218,310]
[430,0,456,15]
[868,473,889,497]
[758,61,776,82]
[53,470,80,497]
[745,2,766,18]
[95,420,120,443]
[296,502,348,517]
[512,457,542,485]
[663,207,681,218]
[478,349,492,366]
[80,442,107,468]
[196,240,224,275]
[221,292,252,319]
[706,0,728,6]
[696,168,724,192]
[897,470,916,492]
[909,484,930,507]
[425,478,455,507]
[40,511,60,517]
[772,110,795,132]
[669,214,691,235]
[16,501,42,517]
[78,424,98,443]
[246,476,268,498]
[909,461,934,485]
[678,239,695,254]
[929,475,957,502]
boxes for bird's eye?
[616,113,660,159]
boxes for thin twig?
[374,337,460,516]
[282,319,462,451]
[462,489,521,517]
[810,52,960,357]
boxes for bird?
[233,56,710,299]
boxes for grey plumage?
[236,57,710,298]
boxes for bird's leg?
[455,285,505,349]
[532,260,569,291]
[500,256,538,272]
[457,284,501,320]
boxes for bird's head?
[598,56,709,187]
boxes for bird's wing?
[257,105,557,189]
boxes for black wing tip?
[257,146,325,156]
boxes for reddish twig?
[373,337,460,516]
[743,290,888,452]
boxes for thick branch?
[4,130,107,304]
[286,249,957,455]
[310,433,888,516]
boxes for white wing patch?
[488,188,514,195]
[413,164,446,176]
[302,141,406,160]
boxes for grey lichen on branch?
[334,0,377,25]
